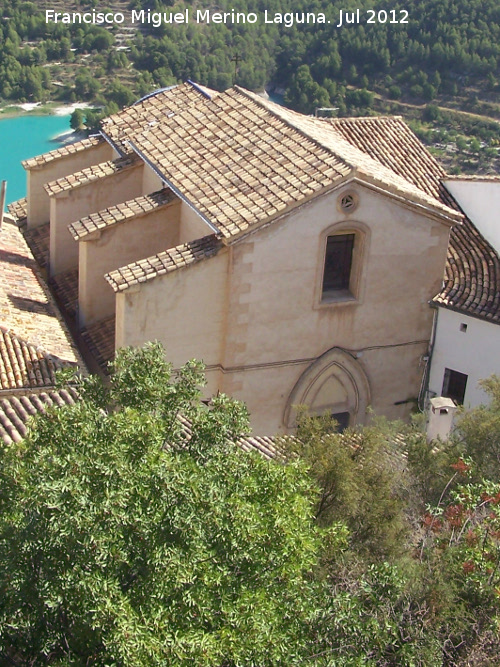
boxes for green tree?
[282,411,410,560]
[453,376,500,480]
[0,344,327,665]
[69,107,84,130]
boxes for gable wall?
[78,200,182,327]
[49,163,144,276]
[218,182,451,432]
[223,183,450,366]
[112,182,452,434]
[27,141,115,228]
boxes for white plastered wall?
[445,179,500,253]
[429,307,500,408]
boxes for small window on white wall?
[442,368,468,405]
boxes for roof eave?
[432,298,500,325]
[354,173,463,227]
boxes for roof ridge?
[232,86,356,173]
[232,88,457,220]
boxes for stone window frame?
[316,220,369,307]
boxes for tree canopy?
[2,345,500,664]
[0,344,327,664]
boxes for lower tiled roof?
[0,327,74,390]
[0,383,280,455]
[0,382,279,456]
[68,188,179,241]
[434,218,500,322]
[0,220,81,364]
[24,222,50,270]
[105,235,222,292]
[7,197,27,224]
[236,434,281,460]
[44,155,140,197]
[0,387,79,445]
[49,269,79,319]
[80,316,116,373]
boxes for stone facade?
[13,82,477,435]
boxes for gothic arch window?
[284,347,371,430]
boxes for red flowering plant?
[420,458,500,611]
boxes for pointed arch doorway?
[284,347,371,431]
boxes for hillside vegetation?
[0,0,499,172]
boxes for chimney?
[427,396,458,442]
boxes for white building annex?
[429,176,500,408]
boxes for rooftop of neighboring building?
[0,218,82,367]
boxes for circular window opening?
[338,192,359,213]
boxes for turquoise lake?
[0,114,71,208]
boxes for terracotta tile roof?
[0,383,277,452]
[21,136,105,170]
[130,88,459,239]
[105,235,222,292]
[129,88,353,239]
[175,414,281,460]
[324,115,446,200]
[80,316,115,373]
[433,221,500,322]
[235,433,281,460]
[100,82,216,154]
[44,155,139,197]
[0,387,79,445]
[0,327,74,390]
[68,188,178,241]
[23,222,50,270]
[7,197,27,224]
[244,94,461,222]
[0,220,81,364]
[49,269,79,319]
[307,115,500,324]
